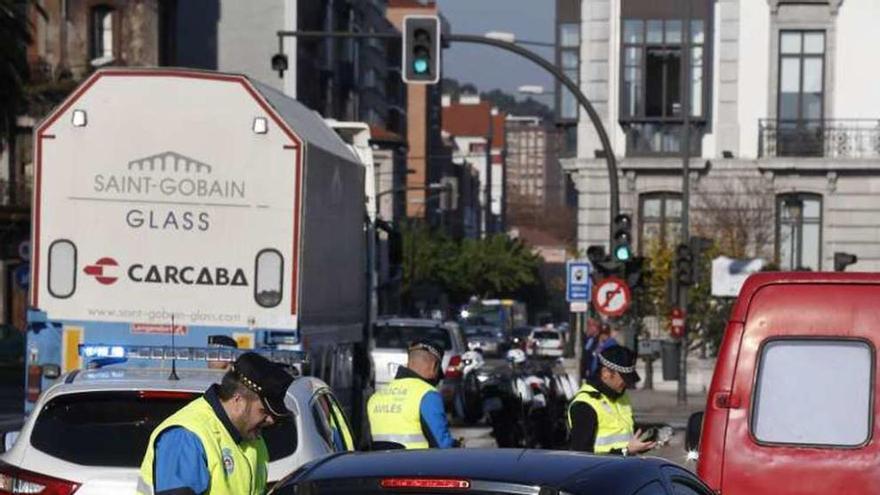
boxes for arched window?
[48,240,76,298]
[90,6,115,62]
[776,193,822,270]
[254,249,283,308]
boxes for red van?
[692,272,880,494]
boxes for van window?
[753,340,872,446]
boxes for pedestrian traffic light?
[402,15,441,84]
[675,243,694,286]
[612,214,633,262]
[834,252,858,272]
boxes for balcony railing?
[759,119,880,159]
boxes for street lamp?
[484,31,556,48]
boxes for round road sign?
[592,276,631,317]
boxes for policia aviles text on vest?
[567,382,634,454]
[138,396,269,495]
[368,376,436,449]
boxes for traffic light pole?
[274,30,622,239]
[678,0,693,406]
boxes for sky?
[436,0,556,98]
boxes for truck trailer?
[25,68,371,427]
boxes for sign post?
[567,260,591,384]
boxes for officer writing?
[137,352,293,495]
[568,346,656,455]
[368,340,459,449]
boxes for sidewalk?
[629,388,706,429]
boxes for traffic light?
[611,214,633,262]
[625,257,646,290]
[834,252,857,272]
[675,243,695,286]
[402,15,441,84]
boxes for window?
[620,14,708,156]
[90,6,115,62]
[311,392,352,452]
[639,192,682,252]
[753,339,872,446]
[373,325,452,350]
[48,240,76,298]
[776,193,821,270]
[558,22,580,121]
[777,31,825,156]
[254,249,283,307]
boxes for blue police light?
[80,345,125,359]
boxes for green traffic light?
[614,244,632,261]
[413,58,429,74]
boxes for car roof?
[294,449,668,489]
[732,272,880,322]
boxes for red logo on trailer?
[83,257,119,285]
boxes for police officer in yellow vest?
[568,346,656,455]
[138,352,294,495]
[368,340,459,449]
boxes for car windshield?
[30,391,297,467]
[533,331,559,340]
[374,325,452,350]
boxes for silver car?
[0,368,353,494]
[371,317,468,413]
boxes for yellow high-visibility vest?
[368,377,435,449]
[567,383,634,453]
[137,397,268,495]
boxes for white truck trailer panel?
[31,69,362,332]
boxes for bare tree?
[692,176,775,259]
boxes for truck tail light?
[445,355,463,379]
[26,366,42,403]
[0,462,80,495]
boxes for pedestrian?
[368,340,459,449]
[137,352,293,495]
[584,323,619,380]
[568,345,656,455]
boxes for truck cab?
[694,272,880,494]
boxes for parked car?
[528,328,564,357]
[462,325,505,356]
[268,448,714,494]
[371,317,468,412]
[692,272,880,495]
[0,366,353,494]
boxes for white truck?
[25,68,371,430]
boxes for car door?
[310,389,355,452]
[721,283,880,494]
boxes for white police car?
[0,346,354,494]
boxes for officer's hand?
[627,429,657,454]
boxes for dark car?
[268,449,714,495]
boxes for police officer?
[568,345,656,455]
[368,340,458,449]
[137,352,293,495]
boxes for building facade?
[505,116,566,209]
[563,0,880,271]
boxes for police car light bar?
[78,344,308,366]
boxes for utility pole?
[678,0,693,406]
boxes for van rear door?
[721,282,880,494]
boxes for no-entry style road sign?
[592,276,631,317]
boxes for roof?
[730,272,880,323]
[442,101,492,139]
[368,124,405,144]
[292,449,669,490]
[250,79,358,162]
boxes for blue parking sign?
[566,260,592,302]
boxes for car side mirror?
[3,430,20,452]
[685,411,704,453]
